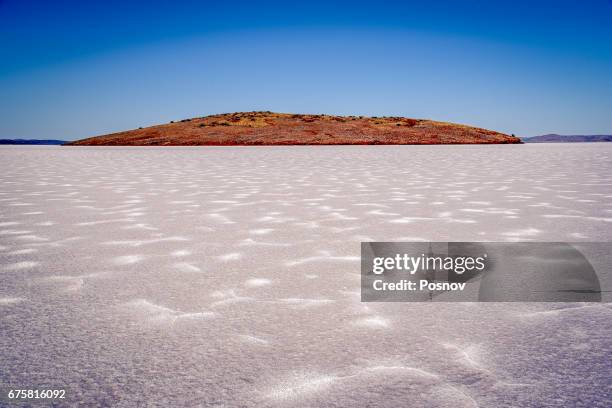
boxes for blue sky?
[1,0,611,140]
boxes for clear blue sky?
[1,0,611,140]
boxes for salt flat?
[1,144,611,407]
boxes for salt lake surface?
[1,144,611,407]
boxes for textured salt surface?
[0,145,611,407]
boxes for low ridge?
[522,134,612,143]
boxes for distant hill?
[0,139,66,145]
[67,112,521,146]
[522,134,612,143]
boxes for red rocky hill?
[67,112,521,145]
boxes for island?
[66,112,521,146]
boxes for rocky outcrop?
[67,112,521,146]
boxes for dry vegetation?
[67,111,521,145]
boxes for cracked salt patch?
[2,260,40,271]
[1,144,611,407]
[0,296,26,305]
[244,278,272,287]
